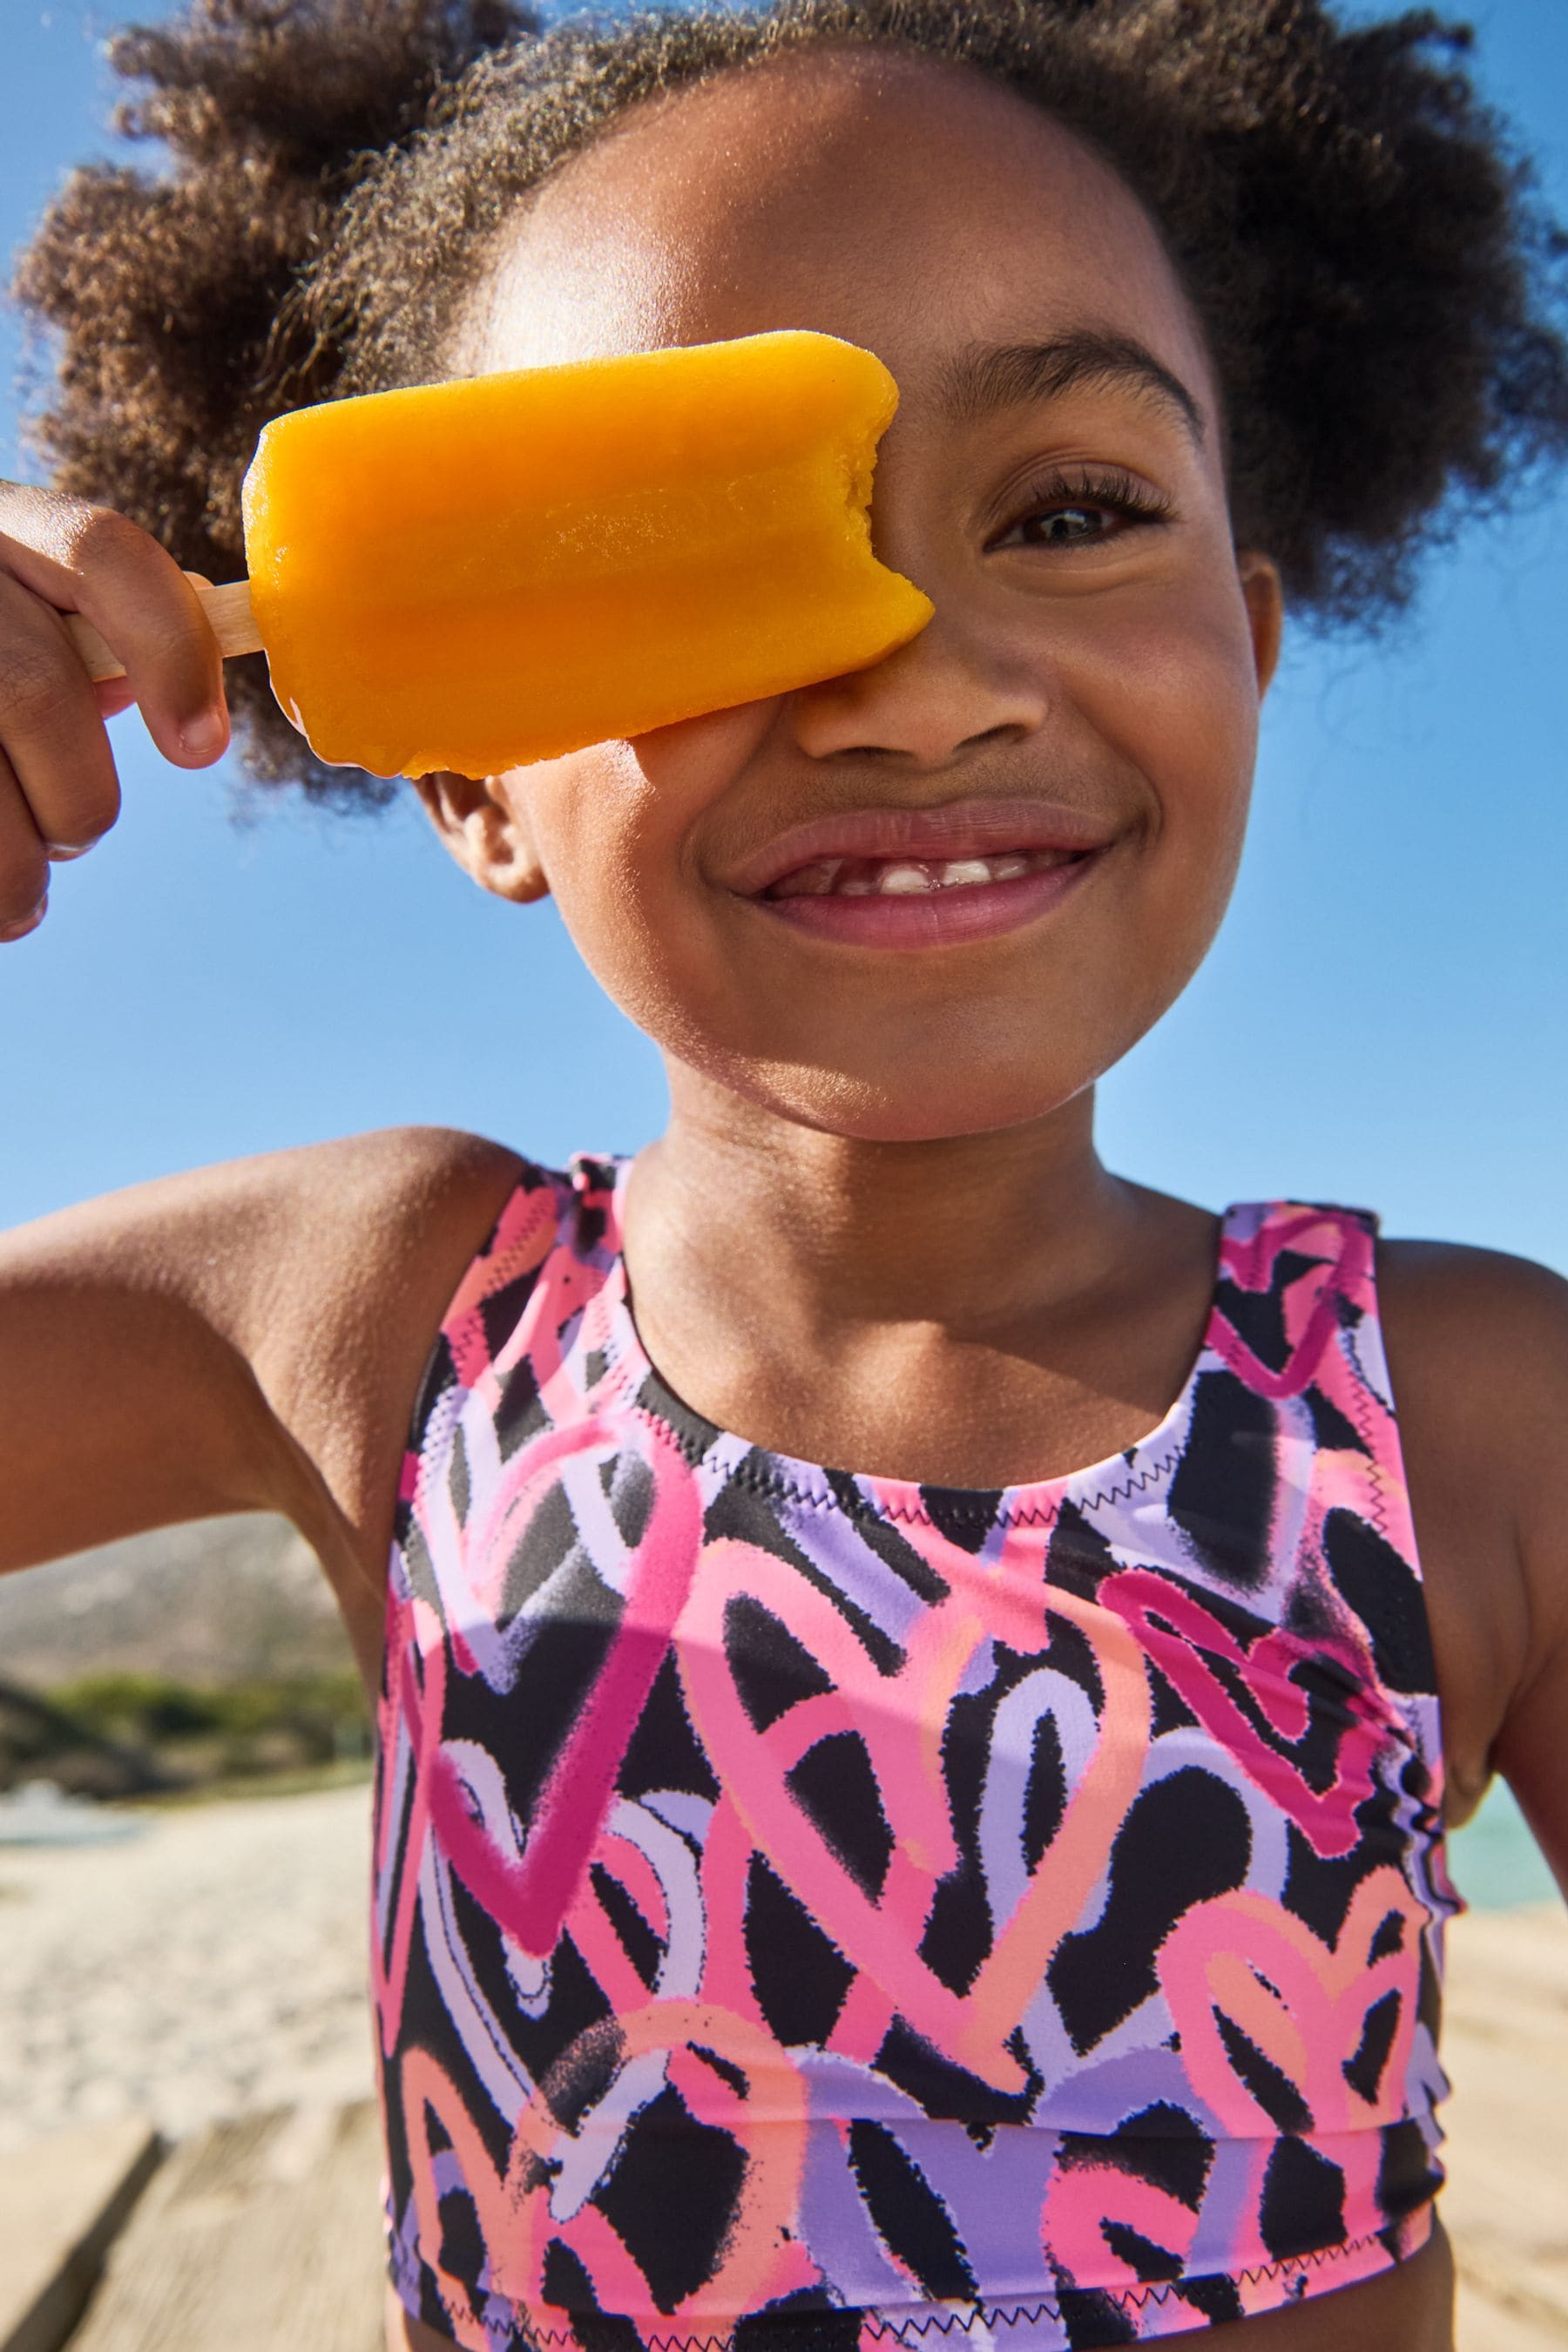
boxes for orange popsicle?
[68,333,933,779]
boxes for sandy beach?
[0,1782,375,2156]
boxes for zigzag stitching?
[618,1392,1181,1533]
[504,2231,1408,2349]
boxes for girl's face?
[432,48,1281,1142]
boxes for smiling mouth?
[764,846,1084,899]
[726,795,1113,949]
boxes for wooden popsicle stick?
[64,578,261,684]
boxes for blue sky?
[2,0,1565,1273]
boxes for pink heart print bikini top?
[373,1155,1459,2351]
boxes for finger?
[95,678,139,723]
[0,571,124,855]
[0,485,227,767]
[0,747,50,941]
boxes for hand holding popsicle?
[67,331,933,781]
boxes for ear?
[413,768,551,904]
[1236,551,1284,699]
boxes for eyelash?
[992,464,1174,550]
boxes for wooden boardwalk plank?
[66,2103,382,2352]
[0,2119,164,2352]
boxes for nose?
[787,602,1051,769]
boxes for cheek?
[519,710,775,1042]
[1079,581,1260,919]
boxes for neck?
[625,1066,1143,1347]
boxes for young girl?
[3,2,1565,2347]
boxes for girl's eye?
[989,467,1173,552]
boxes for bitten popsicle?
[67,331,934,780]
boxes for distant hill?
[0,1515,355,1689]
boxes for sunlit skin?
[10,40,1568,2352]
[406,53,1460,2348]
[423,51,1284,1485]
[406,66,1461,2340]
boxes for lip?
[721,794,1118,953]
[723,795,1119,898]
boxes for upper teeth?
[766,847,1076,900]
[862,854,1042,896]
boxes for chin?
[734,1058,1082,1146]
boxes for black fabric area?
[1343,1989,1402,2106]
[1417,1923,1443,2040]
[636,1368,717,1463]
[477,1909,609,2106]
[493,1351,551,1461]
[392,1920,513,2182]
[470,1597,615,1819]
[873,2013,1040,2128]
[406,1328,457,1454]
[705,1470,905,1677]
[540,2239,644,2352]
[1213,1250,1330,1375]
[1165,1370,1277,1592]
[1258,2134,1345,2262]
[500,1489,610,1631]
[477,1254,550,1381]
[1099,2103,1213,2210]
[1191,1633,1365,1802]
[734,2303,864,2352]
[920,1686,997,1996]
[787,1733,895,1895]
[1304,1384,1370,1456]
[1282,1571,1341,1646]
[690,2041,747,2098]
[1052,2281,1139,2346]
[724,1592,836,1734]
[920,1484,1005,1553]
[448,1417,470,1524]
[598,1449,656,1550]
[848,2119,977,2301]
[746,1855,855,2046]
[398,1509,443,1617]
[1282,1814,1405,1949]
[1369,1907,1407,1964]
[1322,1509,1437,1694]
[1044,1498,1121,1603]
[1099,2221,1186,2284]
[435,2169,488,2305]
[618,1649,721,1805]
[1051,1770,1251,2051]
[590,1861,662,1989]
[594,2083,747,2315]
[1033,1612,1109,1713]
[1379,2116,1444,2220]
[1023,1711,1068,1870]
[1147,1660,1199,1738]
[1173,2271,1245,2325]
[1213,2009,1313,2134]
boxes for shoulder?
[1375,1233,1568,1829]
[1375,1233,1568,1455]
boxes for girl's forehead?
[463,49,1214,421]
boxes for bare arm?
[0,1127,522,1609]
[0,488,524,1622]
[1380,1238,1568,1896]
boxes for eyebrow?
[936,331,1206,445]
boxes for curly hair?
[11,0,1568,806]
